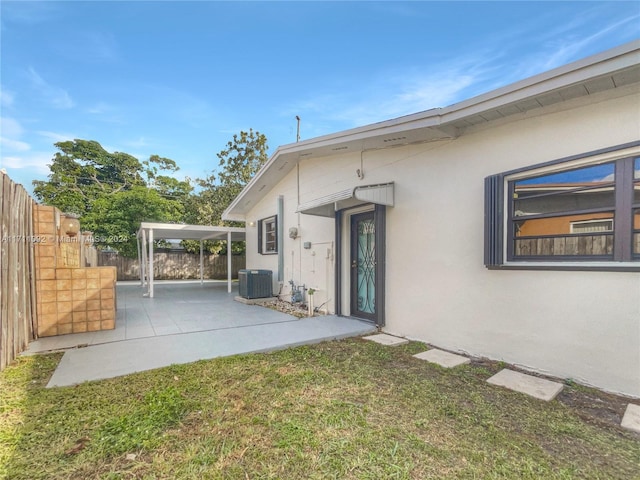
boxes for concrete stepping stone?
[621,403,640,433]
[413,349,470,368]
[363,333,409,346]
[487,368,563,401]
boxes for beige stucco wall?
[244,86,640,397]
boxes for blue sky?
[1,1,639,193]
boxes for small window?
[485,145,640,268]
[569,219,614,234]
[258,215,277,254]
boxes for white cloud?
[0,117,24,137]
[0,117,31,152]
[124,137,150,148]
[1,152,51,174]
[87,102,112,114]
[537,14,640,72]
[0,89,14,108]
[286,53,497,129]
[37,130,75,143]
[82,32,118,62]
[0,137,30,152]
[27,67,75,109]
[1,2,59,26]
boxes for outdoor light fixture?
[62,214,80,237]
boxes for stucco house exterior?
[223,41,640,398]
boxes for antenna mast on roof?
[296,116,301,142]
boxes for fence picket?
[98,251,246,281]
[0,173,36,371]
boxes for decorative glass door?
[350,212,376,321]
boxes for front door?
[350,212,377,322]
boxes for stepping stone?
[363,333,409,346]
[413,349,470,368]
[487,368,563,401]
[621,403,640,433]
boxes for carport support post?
[141,229,148,293]
[227,231,232,293]
[136,233,143,286]
[149,228,154,298]
[199,240,204,285]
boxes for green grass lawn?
[1,339,638,479]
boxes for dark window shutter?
[258,219,263,254]
[484,174,504,267]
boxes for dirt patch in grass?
[1,339,639,479]
[557,387,633,431]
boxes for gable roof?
[223,40,640,221]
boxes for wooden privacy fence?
[98,251,246,281]
[0,172,37,371]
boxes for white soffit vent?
[296,182,394,217]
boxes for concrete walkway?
[23,281,376,387]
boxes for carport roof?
[137,222,246,242]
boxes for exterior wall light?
[62,214,80,237]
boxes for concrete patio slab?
[413,349,470,368]
[34,281,376,387]
[363,333,409,346]
[24,281,294,354]
[621,403,640,433]
[47,315,375,387]
[487,368,564,401]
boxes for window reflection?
[514,163,615,218]
[512,163,615,257]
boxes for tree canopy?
[187,129,268,227]
[33,139,191,257]
[33,131,268,257]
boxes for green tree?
[33,139,192,256]
[82,186,184,257]
[185,129,268,254]
[33,139,146,217]
[189,129,268,225]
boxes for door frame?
[335,203,386,326]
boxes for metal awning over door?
[296,182,394,217]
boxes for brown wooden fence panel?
[98,251,246,281]
[0,172,36,371]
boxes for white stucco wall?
[244,86,640,397]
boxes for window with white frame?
[485,144,640,268]
[569,219,614,234]
[258,215,277,254]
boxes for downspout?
[277,195,284,283]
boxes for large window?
[485,144,640,269]
[258,215,277,254]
